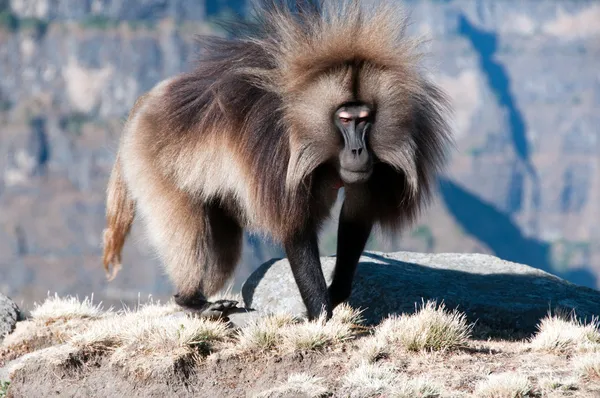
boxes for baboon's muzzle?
[339,120,372,184]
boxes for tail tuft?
[102,152,135,281]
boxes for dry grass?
[390,378,442,398]
[236,313,298,352]
[0,294,112,363]
[358,334,390,363]
[127,299,181,318]
[30,294,108,322]
[575,353,600,382]
[332,303,365,325]
[530,313,600,354]
[254,373,329,398]
[72,312,229,351]
[6,295,600,396]
[537,375,578,396]
[70,311,230,379]
[340,362,442,398]
[236,304,362,353]
[341,362,399,397]
[280,304,362,352]
[18,297,362,380]
[112,316,229,379]
[359,300,472,361]
[474,373,532,398]
[35,297,232,380]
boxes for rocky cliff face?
[9,0,208,21]
[0,0,598,308]
[409,0,600,290]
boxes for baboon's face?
[333,102,374,184]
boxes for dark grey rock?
[242,251,600,334]
[0,293,20,341]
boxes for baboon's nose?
[341,145,370,172]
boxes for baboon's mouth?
[339,167,372,184]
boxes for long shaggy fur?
[103,0,453,298]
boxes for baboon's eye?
[338,111,352,124]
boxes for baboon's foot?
[174,293,238,320]
[195,300,239,320]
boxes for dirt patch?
[0,319,80,367]
[7,346,351,398]
[6,339,600,397]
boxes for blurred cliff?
[0,0,598,309]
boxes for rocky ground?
[2,252,600,397]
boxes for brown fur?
[102,0,453,300]
[102,95,148,280]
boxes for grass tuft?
[358,334,390,363]
[236,313,298,352]
[530,313,600,354]
[30,294,108,322]
[255,373,329,398]
[109,315,230,379]
[281,310,357,352]
[538,376,578,395]
[474,372,532,398]
[341,362,441,398]
[575,353,600,382]
[366,300,472,355]
[236,304,362,354]
[341,362,398,397]
[69,311,231,380]
[332,303,365,325]
[71,312,229,353]
[390,377,442,398]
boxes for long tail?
[102,151,135,281]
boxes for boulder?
[0,293,20,341]
[242,251,600,334]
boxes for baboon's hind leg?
[136,176,242,319]
[173,201,243,319]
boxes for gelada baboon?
[103,0,453,320]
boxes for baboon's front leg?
[328,199,373,308]
[285,227,332,321]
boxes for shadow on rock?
[243,251,600,337]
